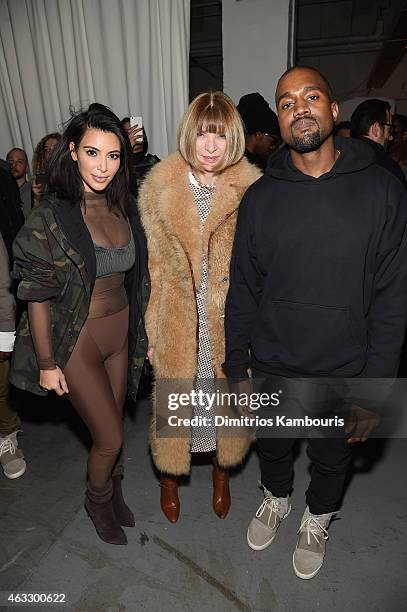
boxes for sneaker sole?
[247,531,277,551]
[247,505,291,551]
[4,465,26,479]
[292,552,323,580]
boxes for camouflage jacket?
[10,193,150,398]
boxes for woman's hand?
[40,366,69,396]
[32,178,44,207]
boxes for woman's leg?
[96,308,135,527]
[63,321,124,488]
[63,310,129,544]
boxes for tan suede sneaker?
[293,506,336,579]
[247,484,291,550]
[0,431,26,479]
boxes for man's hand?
[228,378,253,417]
[40,366,69,396]
[345,404,380,444]
[0,351,12,362]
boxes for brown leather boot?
[212,457,231,519]
[112,475,135,527]
[85,480,127,545]
[160,475,180,523]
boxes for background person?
[333,121,350,137]
[31,132,61,206]
[350,99,406,187]
[6,148,32,220]
[389,113,407,180]
[236,92,281,171]
[0,234,25,479]
[0,166,24,262]
[121,118,160,194]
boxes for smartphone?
[35,173,48,186]
[130,116,143,129]
[130,116,143,143]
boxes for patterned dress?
[189,172,217,453]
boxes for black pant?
[254,371,352,515]
[257,435,352,514]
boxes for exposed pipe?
[299,42,384,57]
[191,1,221,8]
[287,0,297,68]
[300,0,351,4]
[298,19,384,49]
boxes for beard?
[292,130,321,152]
[290,117,322,152]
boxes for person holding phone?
[11,103,149,545]
[121,116,160,194]
[31,132,61,206]
[138,91,261,523]
[121,117,144,154]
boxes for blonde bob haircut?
[178,91,246,173]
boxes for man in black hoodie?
[224,66,407,579]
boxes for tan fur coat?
[138,152,261,475]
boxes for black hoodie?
[224,137,407,379]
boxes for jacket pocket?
[253,300,363,373]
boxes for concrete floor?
[1,392,406,612]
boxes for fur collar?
[140,152,261,288]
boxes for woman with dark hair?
[10,103,150,545]
[32,132,61,206]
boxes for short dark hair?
[49,103,132,215]
[350,99,391,138]
[6,147,28,163]
[121,117,130,125]
[276,65,334,103]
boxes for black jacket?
[224,136,407,379]
[0,166,24,262]
[359,137,406,188]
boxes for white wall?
[222,0,293,108]
[339,97,395,122]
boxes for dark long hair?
[48,103,132,215]
[32,132,61,174]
